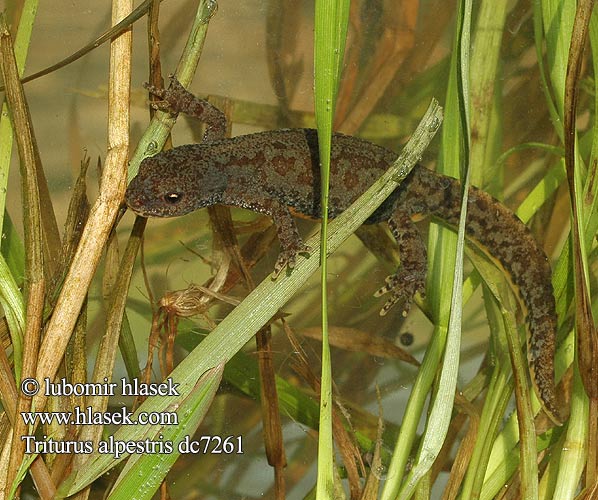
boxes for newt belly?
[125,79,561,424]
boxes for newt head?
[125,145,226,218]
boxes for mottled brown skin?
[126,79,560,423]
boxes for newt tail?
[393,165,560,423]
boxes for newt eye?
[164,192,182,204]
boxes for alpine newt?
[125,78,561,424]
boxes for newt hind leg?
[375,211,427,316]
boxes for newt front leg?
[221,187,310,275]
[145,77,227,142]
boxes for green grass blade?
[549,366,588,499]
[468,0,508,188]
[533,0,565,141]
[480,428,560,500]
[584,11,598,242]
[313,0,350,496]
[1,212,25,282]
[499,289,539,499]
[460,304,513,499]
[394,1,472,498]
[539,0,574,119]
[105,363,224,500]
[7,449,37,500]
[0,254,25,373]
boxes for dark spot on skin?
[400,332,414,346]
[343,170,361,190]
[475,196,489,211]
[272,156,291,177]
